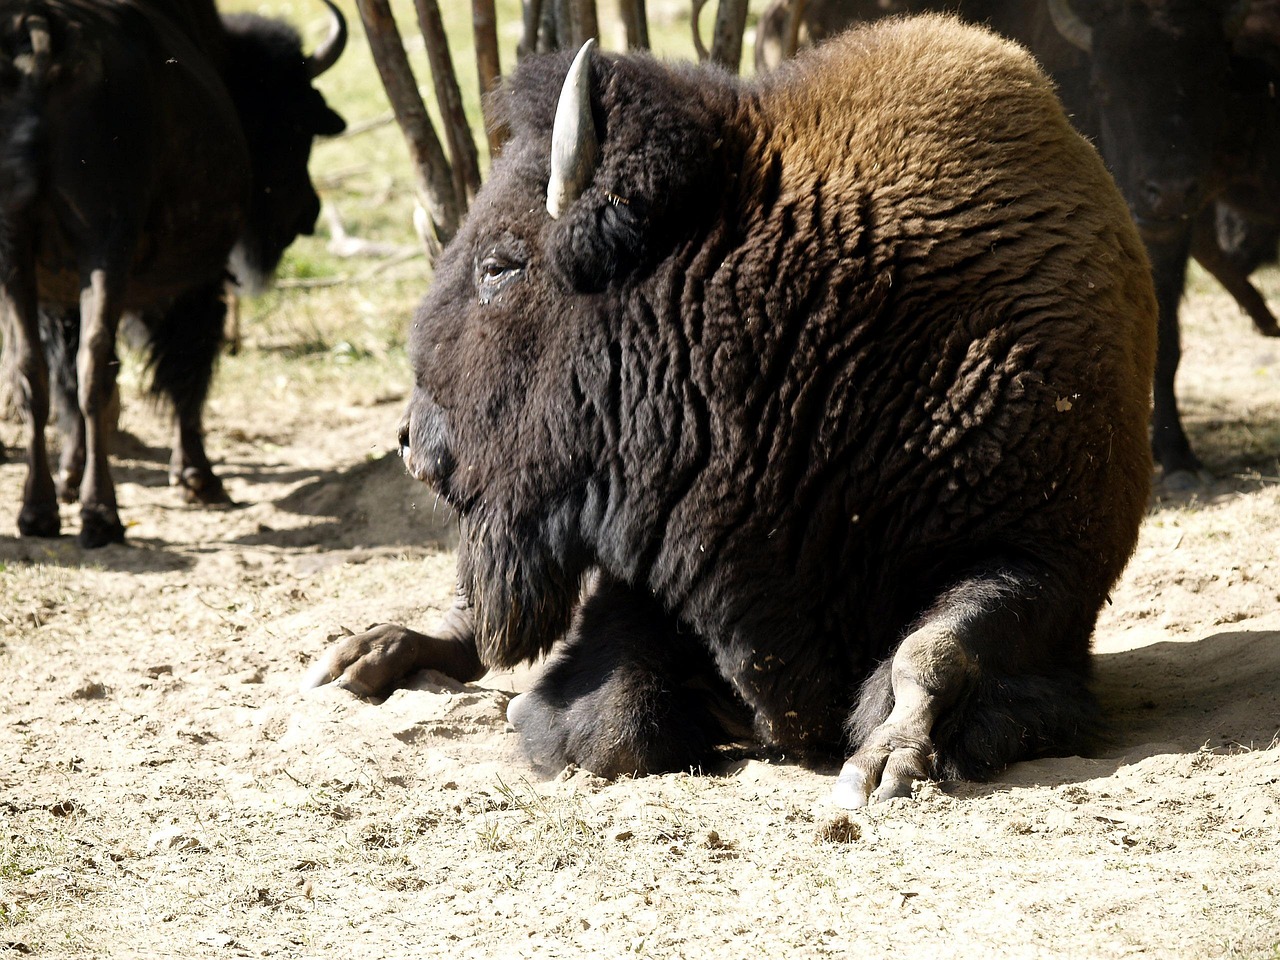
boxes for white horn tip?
[547,39,600,220]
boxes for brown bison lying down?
[307,15,1157,807]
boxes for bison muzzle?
[309,15,1158,807]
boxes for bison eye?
[476,254,524,304]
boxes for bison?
[307,16,1157,806]
[0,0,345,547]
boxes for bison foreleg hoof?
[832,729,935,809]
[18,503,61,539]
[173,466,231,505]
[505,691,573,775]
[301,623,483,699]
[78,505,125,548]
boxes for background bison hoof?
[78,508,125,549]
[18,504,61,539]
[56,474,82,504]
[1160,467,1215,495]
[173,468,230,505]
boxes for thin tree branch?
[472,0,508,156]
[413,0,483,205]
[354,0,458,254]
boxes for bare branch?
[619,0,650,50]
[710,0,749,72]
[519,0,544,59]
[354,0,458,254]
[413,0,482,206]
[692,0,712,60]
[783,0,808,59]
[569,0,599,47]
[472,0,508,157]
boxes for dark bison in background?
[758,0,1280,485]
[0,0,346,547]
[309,16,1158,806]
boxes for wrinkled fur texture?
[756,0,1269,479]
[401,16,1158,782]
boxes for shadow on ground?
[949,628,1280,797]
[232,451,458,551]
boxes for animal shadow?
[232,451,458,552]
[956,628,1280,797]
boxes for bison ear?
[545,53,722,292]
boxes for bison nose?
[398,407,456,489]
[1142,176,1198,221]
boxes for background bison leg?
[1147,232,1208,485]
[507,575,750,780]
[834,561,1099,809]
[75,268,126,547]
[147,282,231,504]
[38,305,89,503]
[302,594,484,697]
[2,250,60,538]
[1191,208,1280,338]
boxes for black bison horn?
[1048,0,1092,54]
[306,0,348,79]
[547,39,600,220]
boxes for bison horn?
[547,39,600,220]
[1048,0,1092,54]
[306,0,348,79]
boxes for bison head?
[1048,0,1247,236]
[398,43,727,667]
[222,0,347,293]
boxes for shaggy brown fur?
[311,16,1157,805]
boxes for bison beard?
[308,15,1158,807]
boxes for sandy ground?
[1,275,1279,959]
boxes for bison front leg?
[75,268,126,547]
[2,252,59,538]
[834,561,1099,808]
[302,594,485,697]
[507,576,750,779]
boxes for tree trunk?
[414,0,482,206]
[619,0,650,49]
[354,0,458,254]
[783,0,808,59]
[569,0,599,47]
[472,0,507,157]
[710,0,749,72]
[519,0,544,59]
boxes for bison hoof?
[56,474,82,505]
[173,467,231,505]
[301,623,457,699]
[831,731,934,809]
[505,691,572,775]
[78,507,125,549]
[18,504,61,539]
[1160,467,1214,494]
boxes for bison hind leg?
[141,284,230,504]
[835,560,1100,808]
[509,575,749,780]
